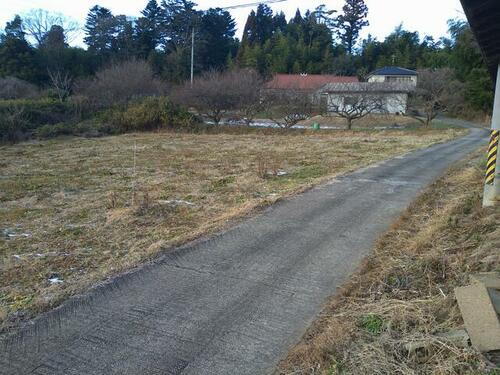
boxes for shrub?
[171,69,261,125]
[0,77,39,100]
[102,97,200,132]
[0,98,76,130]
[0,105,29,143]
[75,59,166,110]
[35,121,118,139]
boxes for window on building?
[385,76,413,83]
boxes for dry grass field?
[300,114,420,128]
[0,128,465,332]
[279,151,499,375]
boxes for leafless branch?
[22,9,80,45]
[262,90,316,129]
[47,69,73,102]
[407,69,463,127]
[322,83,388,129]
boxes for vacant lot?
[279,151,499,374]
[0,128,464,331]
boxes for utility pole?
[483,63,500,207]
[189,0,287,85]
[190,27,195,87]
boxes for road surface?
[1,125,487,375]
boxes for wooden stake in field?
[132,139,137,207]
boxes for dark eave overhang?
[460,0,500,80]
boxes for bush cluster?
[0,98,78,142]
[0,99,76,128]
[0,77,39,100]
[102,97,199,132]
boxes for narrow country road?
[1,125,487,375]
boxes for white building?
[367,66,418,86]
[319,82,415,115]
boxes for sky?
[0,0,466,46]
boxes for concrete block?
[455,283,500,353]
[470,272,500,289]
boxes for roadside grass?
[0,128,465,332]
[301,115,463,131]
[278,150,499,375]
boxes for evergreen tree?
[336,0,369,54]
[161,0,199,51]
[254,4,274,45]
[135,0,162,58]
[198,8,237,70]
[0,16,39,82]
[84,6,118,54]
[291,9,304,25]
[4,15,25,40]
[273,12,287,33]
[40,25,67,49]
[240,10,257,46]
[114,16,136,59]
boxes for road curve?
[1,126,487,375]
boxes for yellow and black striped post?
[483,63,500,207]
[486,130,499,185]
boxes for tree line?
[0,0,494,114]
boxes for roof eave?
[460,0,500,81]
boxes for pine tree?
[240,10,257,46]
[291,9,303,25]
[161,0,199,51]
[273,12,287,33]
[83,6,118,54]
[114,16,136,59]
[4,15,25,40]
[336,0,369,54]
[135,0,162,58]
[198,8,237,70]
[40,25,67,49]
[254,4,274,45]
[0,16,39,82]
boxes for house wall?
[325,92,408,115]
[368,74,417,85]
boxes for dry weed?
[279,151,499,375]
[0,128,465,333]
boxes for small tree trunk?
[346,117,353,130]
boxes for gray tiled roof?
[369,66,417,76]
[320,82,415,93]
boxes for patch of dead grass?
[0,128,465,332]
[278,150,499,375]
[300,114,421,128]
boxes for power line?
[221,0,288,10]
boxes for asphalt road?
[1,125,487,375]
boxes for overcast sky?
[1,0,466,46]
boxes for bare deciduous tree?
[0,77,39,99]
[323,83,387,129]
[47,69,73,102]
[172,70,241,125]
[262,90,316,129]
[22,9,80,46]
[231,69,264,126]
[407,69,462,127]
[74,59,165,109]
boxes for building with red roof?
[265,74,359,92]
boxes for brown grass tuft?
[278,150,499,375]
